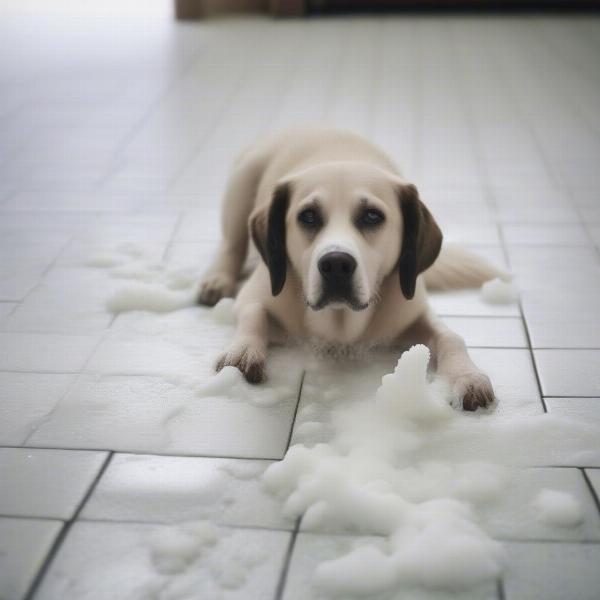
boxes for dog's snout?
[318,251,357,282]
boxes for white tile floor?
[1,3,600,599]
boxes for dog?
[198,129,505,410]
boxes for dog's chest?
[303,306,374,345]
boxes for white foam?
[481,278,518,304]
[106,283,194,314]
[149,521,218,575]
[86,246,199,314]
[143,522,267,598]
[532,489,583,528]
[263,345,600,597]
[263,346,506,595]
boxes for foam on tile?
[264,345,505,595]
[106,283,194,314]
[196,366,290,407]
[481,278,518,304]
[532,489,583,528]
[144,522,267,598]
[85,245,199,314]
[263,344,600,597]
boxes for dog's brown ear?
[397,183,443,299]
[250,183,290,296]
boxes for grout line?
[497,222,548,413]
[23,451,113,600]
[274,518,300,600]
[22,522,69,600]
[497,577,506,600]
[284,371,306,452]
[544,395,600,399]
[581,468,600,519]
[161,211,185,262]
[66,517,296,533]
[2,443,286,461]
[0,514,64,524]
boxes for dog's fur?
[199,129,504,410]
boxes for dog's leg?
[406,310,495,411]
[215,302,269,383]
[198,154,265,306]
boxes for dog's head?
[250,161,442,310]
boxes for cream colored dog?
[199,129,504,410]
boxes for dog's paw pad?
[197,273,235,306]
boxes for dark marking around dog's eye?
[298,208,322,229]
[358,208,385,228]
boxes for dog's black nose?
[318,252,357,282]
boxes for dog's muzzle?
[311,251,366,310]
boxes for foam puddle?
[140,521,269,599]
[263,345,600,597]
[86,244,198,314]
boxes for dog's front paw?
[198,272,236,306]
[451,371,495,411]
[216,343,266,384]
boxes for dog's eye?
[298,209,319,227]
[360,209,384,227]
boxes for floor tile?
[521,291,600,348]
[30,348,303,458]
[502,542,600,600]
[502,224,589,246]
[1,268,116,334]
[0,448,107,519]
[85,308,230,378]
[165,241,220,272]
[545,398,600,428]
[34,521,290,600]
[468,348,543,415]
[535,349,600,397]
[0,260,46,301]
[0,372,75,444]
[584,469,600,500]
[429,289,520,318]
[82,454,292,529]
[55,239,167,269]
[441,316,527,348]
[0,332,100,372]
[479,467,600,541]
[0,517,62,600]
[442,223,501,246]
[173,209,223,243]
[507,246,600,294]
[283,533,498,600]
[0,302,16,321]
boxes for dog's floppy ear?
[397,183,443,299]
[250,183,290,296]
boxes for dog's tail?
[422,244,509,291]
